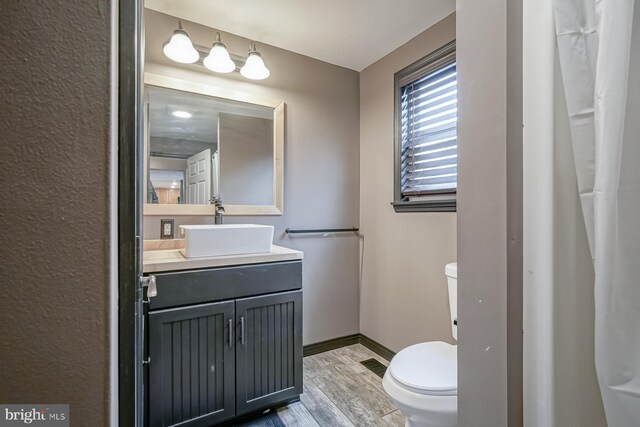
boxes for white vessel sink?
[179,224,274,258]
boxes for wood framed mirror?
[143,73,284,216]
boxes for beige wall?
[0,1,112,425]
[359,14,457,353]
[143,9,361,345]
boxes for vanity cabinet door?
[148,301,235,427]
[235,291,303,416]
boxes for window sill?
[391,199,457,213]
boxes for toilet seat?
[388,341,457,396]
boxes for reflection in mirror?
[145,85,274,206]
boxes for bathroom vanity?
[143,244,303,426]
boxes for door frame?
[118,0,143,425]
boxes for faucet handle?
[212,196,225,207]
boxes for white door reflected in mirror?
[186,148,212,204]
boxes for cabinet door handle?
[240,316,246,345]
[228,318,233,348]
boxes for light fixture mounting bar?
[192,44,246,70]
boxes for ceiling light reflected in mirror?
[171,110,192,119]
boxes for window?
[393,41,457,212]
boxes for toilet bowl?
[382,263,458,427]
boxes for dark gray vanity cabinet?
[148,301,236,427]
[145,261,303,427]
[235,291,303,416]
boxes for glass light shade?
[163,30,199,64]
[240,52,270,80]
[203,44,236,73]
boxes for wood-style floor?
[245,344,405,427]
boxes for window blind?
[400,61,457,198]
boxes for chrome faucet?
[212,196,225,224]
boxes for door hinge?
[140,275,157,303]
[142,357,151,365]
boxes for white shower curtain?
[553,0,640,425]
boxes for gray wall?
[457,0,523,425]
[0,1,112,425]
[143,9,361,345]
[219,113,273,205]
[359,14,457,353]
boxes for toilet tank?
[445,262,457,340]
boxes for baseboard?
[358,334,395,361]
[303,334,360,357]
[303,333,396,361]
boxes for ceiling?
[144,0,456,71]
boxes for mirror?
[143,73,284,215]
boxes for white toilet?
[383,262,458,427]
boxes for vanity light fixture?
[163,20,199,64]
[162,25,271,80]
[203,32,236,73]
[240,42,271,80]
[171,110,192,119]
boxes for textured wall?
[359,14,457,353]
[143,9,361,345]
[0,1,111,425]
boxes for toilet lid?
[388,341,457,396]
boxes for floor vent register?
[360,358,388,378]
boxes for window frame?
[393,40,457,213]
